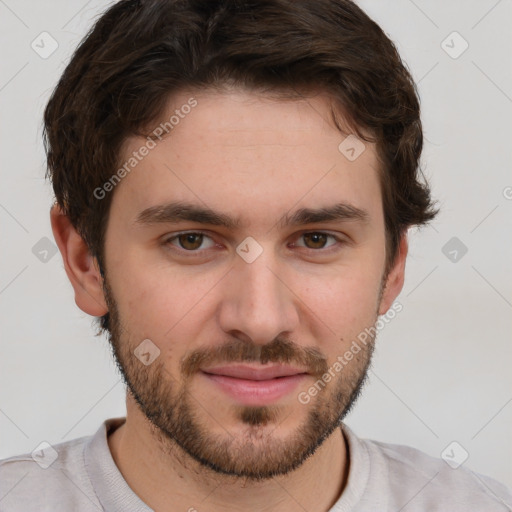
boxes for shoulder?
[0,435,100,511]
[370,438,512,510]
[343,425,512,511]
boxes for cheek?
[297,266,382,348]
[109,261,223,344]
[106,226,385,362]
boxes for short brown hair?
[44,0,439,333]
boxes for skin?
[51,88,408,511]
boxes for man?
[1,0,510,510]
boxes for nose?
[217,250,300,345]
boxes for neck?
[108,396,349,512]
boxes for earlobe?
[50,204,108,317]
[378,232,408,316]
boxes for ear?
[378,231,408,316]
[50,204,108,316]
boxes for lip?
[200,364,308,405]
[201,364,308,380]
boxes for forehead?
[112,88,382,229]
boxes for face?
[100,88,402,480]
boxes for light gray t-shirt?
[1,417,511,511]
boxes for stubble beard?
[102,277,379,481]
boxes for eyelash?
[162,230,345,256]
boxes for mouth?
[200,364,309,405]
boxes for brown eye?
[166,232,216,253]
[177,233,204,250]
[302,232,329,249]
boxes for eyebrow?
[134,201,370,229]
[135,202,241,229]
[279,203,370,228]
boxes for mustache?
[180,337,328,378]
